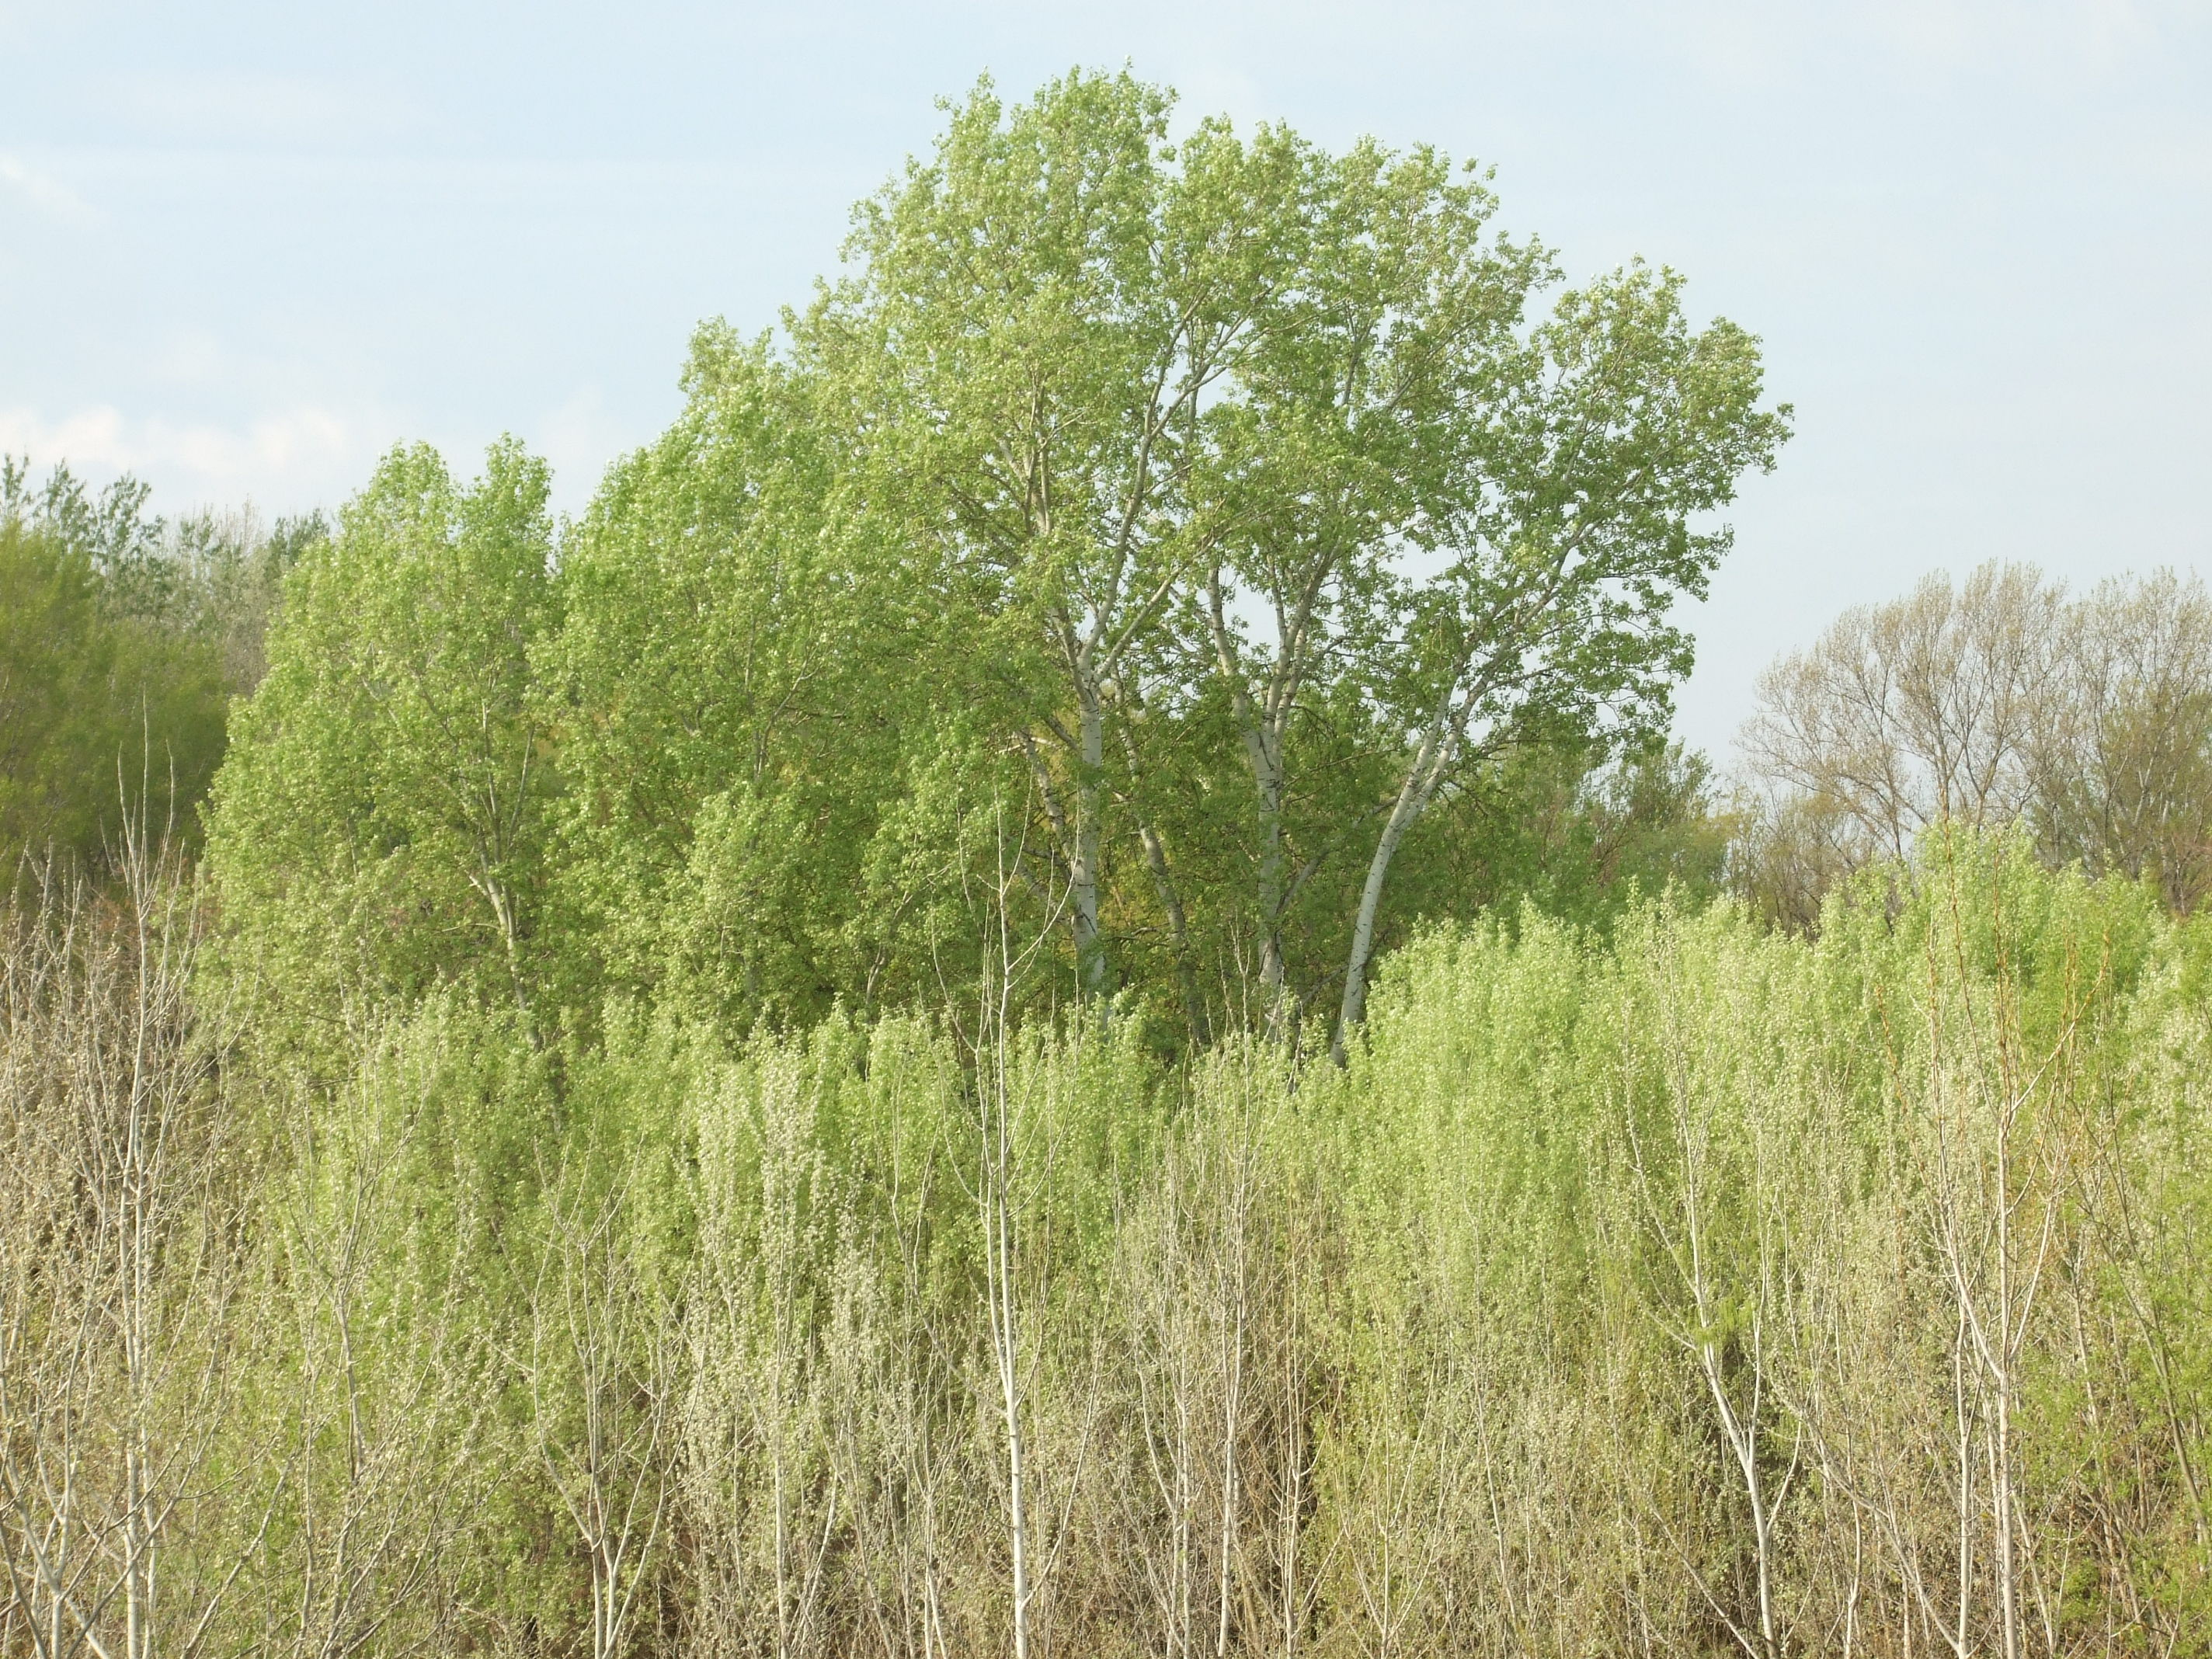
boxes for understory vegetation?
[5,833,2209,1657]
[6,66,2212,1659]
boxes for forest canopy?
[197,70,1787,1056]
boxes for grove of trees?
[201,71,1785,1059]
[0,458,316,869]
[1741,561,2212,927]
[9,823,2210,1658]
[5,67,2211,1659]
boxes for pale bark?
[1334,673,1469,1061]
[524,1165,678,1659]
[0,838,278,1659]
[1626,1000,1800,1659]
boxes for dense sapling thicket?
[7,64,2212,1659]
[6,833,2209,1655]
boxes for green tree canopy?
[207,440,560,1045]
[802,70,1787,1042]
[207,71,1783,1056]
[548,328,969,1026]
[0,480,231,873]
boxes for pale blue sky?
[3,1,2207,757]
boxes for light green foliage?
[251,1005,537,1656]
[1321,252,1787,1040]
[0,522,122,865]
[801,70,1278,999]
[0,459,321,877]
[12,830,2211,1653]
[195,71,1769,1052]
[800,70,1785,1038]
[549,329,969,1025]
[1328,829,2196,1654]
[207,440,561,1045]
[37,57,2212,1659]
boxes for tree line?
[1740,561,2212,927]
[0,457,320,868]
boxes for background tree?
[0,522,124,871]
[0,464,252,871]
[1741,562,2054,871]
[2027,569,2212,911]
[1427,739,1736,932]
[1738,561,2212,923]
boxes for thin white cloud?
[103,69,430,146]
[0,405,127,462]
[0,396,665,520]
[1849,0,2158,75]
[0,404,370,513]
[0,152,99,224]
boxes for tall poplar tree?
[806,70,1786,1036]
[1328,263,1787,1050]
[802,72,1317,1000]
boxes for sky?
[2,0,2208,760]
